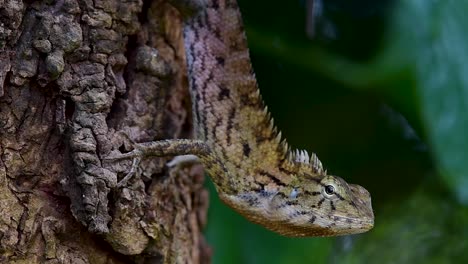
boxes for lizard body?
[111,0,374,237]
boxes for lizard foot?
[104,133,146,188]
[116,154,142,188]
[105,146,144,188]
[105,137,210,187]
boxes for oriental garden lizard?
[107,0,374,237]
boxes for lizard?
[108,0,374,237]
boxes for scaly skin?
[110,0,374,237]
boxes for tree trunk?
[0,0,210,263]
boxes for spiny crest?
[294,149,310,163]
[309,151,324,173]
[258,97,324,173]
[259,97,284,152]
[280,139,289,154]
[287,149,324,174]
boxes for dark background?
[205,0,468,263]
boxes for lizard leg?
[105,139,210,187]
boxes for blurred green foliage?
[204,0,468,263]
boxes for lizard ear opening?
[289,188,299,199]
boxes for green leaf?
[404,0,468,203]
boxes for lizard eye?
[324,184,335,196]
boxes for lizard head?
[291,173,374,236]
[219,172,374,237]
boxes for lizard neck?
[183,0,292,192]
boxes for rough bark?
[0,0,210,263]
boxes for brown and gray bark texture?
[0,0,211,263]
